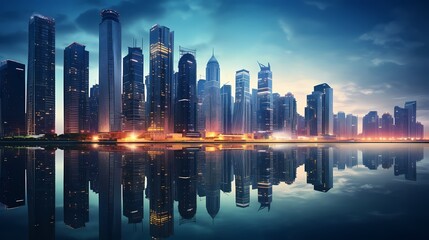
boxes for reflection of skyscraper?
[122,47,145,131]
[205,148,222,219]
[99,10,122,132]
[98,151,122,240]
[257,63,273,134]
[256,146,273,210]
[305,147,333,192]
[233,69,251,134]
[221,150,233,193]
[64,42,89,133]
[233,150,251,208]
[196,151,206,197]
[27,14,55,135]
[0,60,25,136]
[0,148,25,208]
[27,148,55,240]
[394,147,421,181]
[64,150,89,229]
[148,25,174,137]
[148,150,174,238]
[176,149,197,221]
[88,150,99,193]
[204,53,221,134]
[362,149,382,170]
[122,152,145,224]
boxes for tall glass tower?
[314,83,333,136]
[203,53,221,134]
[257,62,273,134]
[99,9,122,133]
[220,84,233,134]
[27,14,55,135]
[122,47,145,131]
[64,42,89,134]
[175,49,197,133]
[233,69,251,134]
[284,92,297,138]
[148,25,174,137]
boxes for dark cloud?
[0,31,26,47]
[75,8,99,35]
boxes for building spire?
[212,48,214,56]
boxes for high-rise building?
[284,92,297,138]
[334,111,346,138]
[305,91,322,136]
[123,47,145,131]
[64,42,89,134]
[197,79,206,133]
[148,25,174,137]
[345,114,358,139]
[297,114,306,136]
[27,14,55,135]
[220,84,233,134]
[313,83,333,136]
[405,101,417,138]
[203,53,221,134]
[416,122,424,139]
[394,106,408,138]
[99,10,122,132]
[233,69,251,134]
[175,49,197,133]
[251,88,258,132]
[89,84,99,133]
[363,111,379,138]
[257,62,273,134]
[381,113,394,138]
[0,60,25,136]
[272,93,284,131]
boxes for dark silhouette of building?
[305,147,333,192]
[363,111,379,138]
[221,84,233,134]
[175,149,197,222]
[27,148,56,240]
[313,83,333,136]
[27,14,55,135]
[205,148,222,219]
[0,148,25,209]
[256,146,273,210]
[221,150,233,193]
[272,93,285,131]
[89,84,99,133]
[394,106,408,138]
[257,62,273,134]
[381,113,394,138]
[148,25,174,138]
[0,60,25,136]
[64,42,89,133]
[405,101,417,138]
[305,91,322,136]
[233,151,251,208]
[63,150,89,229]
[251,88,258,132]
[175,49,197,133]
[123,47,145,131]
[99,10,122,132]
[416,122,424,139]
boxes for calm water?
[0,143,428,240]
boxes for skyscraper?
[89,84,99,133]
[148,25,174,138]
[0,60,25,136]
[284,92,297,138]
[175,49,197,133]
[305,91,322,136]
[405,101,417,138]
[27,14,55,135]
[64,42,89,134]
[394,106,408,138]
[334,111,346,138]
[204,52,221,134]
[122,47,145,131]
[99,10,122,133]
[197,79,206,133]
[363,111,379,138]
[381,113,394,138]
[257,63,273,134]
[251,88,258,132]
[272,93,284,131]
[314,83,333,136]
[233,69,251,134]
[345,114,358,139]
[220,84,233,134]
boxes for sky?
[0,0,428,136]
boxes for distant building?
[284,93,297,138]
[272,93,284,131]
[251,88,258,132]
[333,112,345,138]
[197,79,206,133]
[405,101,417,138]
[221,84,233,134]
[394,106,408,138]
[363,111,379,138]
[345,114,358,139]
[27,14,55,135]
[257,62,273,134]
[305,91,322,136]
[0,60,25,136]
[89,84,99,133]
[122,47,145,131]
[233,69,251,134]
[380,113,394,138]
[64,42,89,134]
[416,122,424,139]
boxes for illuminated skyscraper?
[220,84,233,134]
[251,88,258,132]
[89,84,99,133]
[122,47,145,131]
[284,92,297,138]
[257,62,273,134]
[314,83,333,136]
[233,69,251,134]
[27,14,55,135]
[148,25,174,137]
[305,91,322,136]
[99,10,122,132]
[204,53,221,134]
[0,60,25,136]
[175,49,197,133]
[64,42,89,133]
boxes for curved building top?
[101,9,120,22]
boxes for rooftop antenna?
[212,48,214,56]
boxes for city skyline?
[0,0,428,137]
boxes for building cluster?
[0,10,424,139]
[362,101,424,139]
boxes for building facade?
[257,63,273,133]
[233,69,251,134]
[203,53,221,134]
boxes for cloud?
[371,58,404,66]
[278,19,293,41]
[304,1,328,10]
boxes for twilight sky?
[0,0,428,136]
